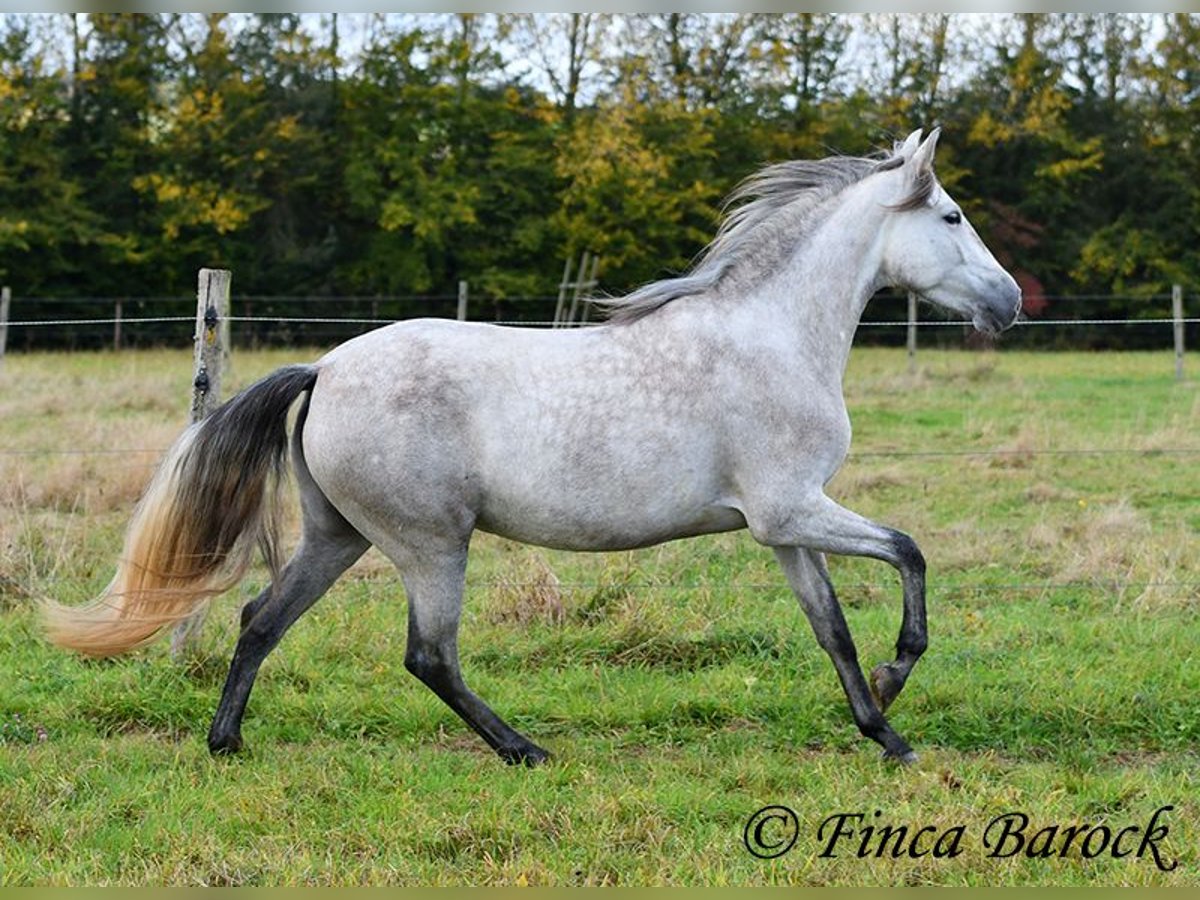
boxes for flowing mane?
[604,146,929,324]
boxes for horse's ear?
[909,127,941,174]
[895,129,923,160]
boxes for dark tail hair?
[41,365,319,656]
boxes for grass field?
[1,344,1197,886]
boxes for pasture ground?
[1,344,1197,886]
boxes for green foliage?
[0,13,1197,306]
[0,18,101,290]
[67,14,173,292]
[553,81,720,287]
[338,23,559,297]
[1072,219,1181,296]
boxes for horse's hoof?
[869,662,905,713]
[208,733,244,756]
[882,748,919,766]
[499,743,551,767]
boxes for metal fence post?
[907,292,918,375]
[1173,284,1185,382]
[457,280,469,321]
[0,286,9,366]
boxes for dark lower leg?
[775,547,916,763]
[208,596,273,754]
[870,530,928,713]
[208,534,367,754]
[402,557,548,766]
[404,641,549,766]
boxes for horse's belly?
[474,493,746,552]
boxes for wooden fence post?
[553,257,573,327]
[1173,284,1185,382]
[190,268,230,423]
[566,251,591,326]
[578,253,600,324]
[0,286,9,367]
[907,292,918,375]
[173,268,231,659]
[113,298,123,351]
[457,280,469,321]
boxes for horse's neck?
[753,198,888,380]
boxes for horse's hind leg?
[774,546,917,763]
[207,520,369,755]
[396,540,549,766]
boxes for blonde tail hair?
[41,365,319,657]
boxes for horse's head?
[878,129,1021,335]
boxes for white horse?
[43,128,1020,764]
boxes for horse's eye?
[943,211,962,225]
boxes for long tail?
[41,364,320,657]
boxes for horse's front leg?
[773,546,916,763]
[755,493,928,712]
[867,529,926,714]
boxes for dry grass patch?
[482,551,566,627]
[1024,482,1077,504]
[1,453,160,514]
[1030,498,1190,606]
[928,520,1010,574]
[831,464,907,496]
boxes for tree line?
[1,13,1196,335]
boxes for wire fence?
[2,289,1195,600]
[1,290,1197,353]
[8,315,1200,330]
[4,445,1199,461]
[410,577,1200,599]
[2,289,1197,463]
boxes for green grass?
[1,345,1198,885]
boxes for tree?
[508,13,610,121]
[948,14,1105,297]
[229,13,342,292]
[553,79,720,292]
[125,14,331,293]
[66,13,174,294]
[616,14,756,111]
[1070,14,1199,298]
[339,16,559,299]
[0,16,99,293]
[1056,13,1151,106]
[756,13,850,108]
[744,13,860,163]
[865,13,959,130]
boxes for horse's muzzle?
[972,279,1022,336]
